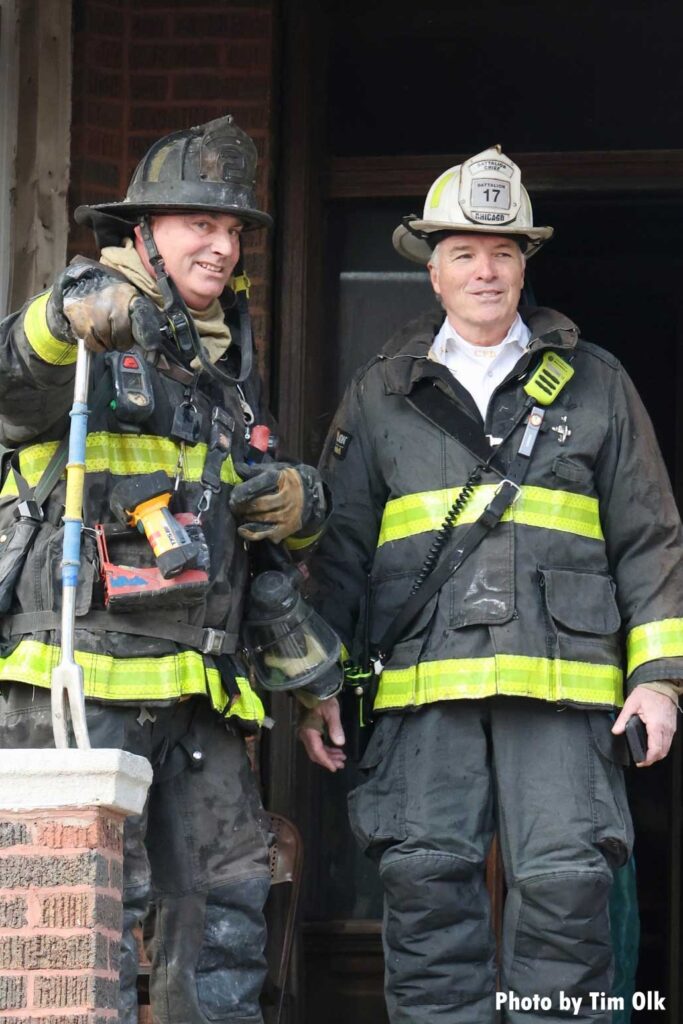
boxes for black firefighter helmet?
[75,114,272,247]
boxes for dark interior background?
[277,3,683,1021]
[326,0,682,157]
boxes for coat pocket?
[541,567,621,636]
[540,566,622,667]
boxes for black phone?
[625,715,648,764]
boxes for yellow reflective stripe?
[0,433,241,496]
[24,292,77,366]
[230,272,251,297]
[626,618,683,675]
[429,171,456,209]
[206,668,265,723]
[0,639,264,723]
[378,485,603,546]
[285,529,322,552]
[374,654,623,710]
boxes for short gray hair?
[428,240,442,270]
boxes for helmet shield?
[75,115,272,237]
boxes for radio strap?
[373,402,547,673]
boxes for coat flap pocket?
[542,568,620,635]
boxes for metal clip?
[197,489,213,515]
[200,628,226,656]
[494,478,522,505]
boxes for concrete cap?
[0,749,153,817]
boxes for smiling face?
[428,233,525,346]
[134,212,244,309]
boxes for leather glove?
[230,462,326,544]
[47,261,151,353]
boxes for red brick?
[82,130,122,162]
[86,69,124,97]
[129,105,224,132]
[131,42,220,69]
[171,73,235,102]
[131,11,169,37]
[0,895,28,928]
[0,851,109,889]
[35,817,122,853]
[0,974,27,1008]
[222,41,271,70]
[33,973,119,1010]
[173,10,270,38]
[84,39,125,69]
[0,823,30,848]
[83,2,126,36]
[0,932,109,971]
[128,74,170,102]
[82,101,124,132]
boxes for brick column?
[0,749,152,1023]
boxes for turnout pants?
[348,697,634,1024]
[0,683,271,1024]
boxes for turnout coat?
[0,275,273,725]
[313,307,683,713]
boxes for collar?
[381,306,580,396]
[434,312,531,363]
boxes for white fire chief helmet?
[392,145,553,264]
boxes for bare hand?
[298,696,346,772]
[612,685,678,766]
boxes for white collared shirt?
[429,313,531,420]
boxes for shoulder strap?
[12,368,113,518]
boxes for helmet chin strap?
[138,216,253,386]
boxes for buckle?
[14,499,43,522]
[200,628,226,655]
[494,479,522,505]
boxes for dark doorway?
[273,3,683,1021]
[297,191,683,1023]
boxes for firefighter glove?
[47,261,151,353]
[230,462,326,543]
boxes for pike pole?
[51,336,91,749]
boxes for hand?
[230,462,326,544]
[298,696,347,772]
[612,685,678,766]
[48,262,142,353]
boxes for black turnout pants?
[0,683,271,1024]
[348,697,634,1024]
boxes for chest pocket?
[448,524,515,629]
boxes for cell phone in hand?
[625,715,648,764]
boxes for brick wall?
[0,809,124,1021]
[69,0,278,385]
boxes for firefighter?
[0,115,326,1024]
[301,146,683,1023]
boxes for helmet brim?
[393,220,554,265]
[75,200,273,232]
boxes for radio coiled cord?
[409,464,484,595]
